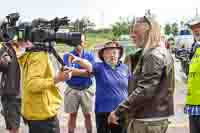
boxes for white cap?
[188,16,200,26]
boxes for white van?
[175,29,194,49]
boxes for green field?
[85,32,114,49]
[55,32,113,53]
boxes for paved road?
[0,54,190,133]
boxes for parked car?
[175,28,194,50]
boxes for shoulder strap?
[1,43,14,58]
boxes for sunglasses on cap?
[129,16,152,33]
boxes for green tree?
[171,22,179,36]
[164,24,171,35]
[111,17,129,37]
[71,17,95,32]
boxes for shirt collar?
[103,61,121,70]
[72,49,85,57]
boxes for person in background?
[184,17,200,133]
[0,39,21,133]
[63,34,95,133]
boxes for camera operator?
[17,39,72,133]
[0,39,21,133]
[0,14,82,133]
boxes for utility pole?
[196,8,199,16]
[100,10,105,37]
[145,9,151,17]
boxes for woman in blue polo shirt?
[67,41,129,133]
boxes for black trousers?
[27,116,60,133]
[189,115,200,133]
[95,112,126,133]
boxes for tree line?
[68,16,191,38]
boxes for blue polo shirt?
[63,49,95,90]
[93,62,129,112]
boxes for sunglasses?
[129,16,152,33]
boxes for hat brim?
[190,23,200,29]
[188,17,200,28]
[98,46,123,61]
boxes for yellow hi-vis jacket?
[187,47,200,105]
[19,52,62,120]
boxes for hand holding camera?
[0,53,11,65]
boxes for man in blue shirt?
[63,34,95,133]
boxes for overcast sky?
[0,0,200,28]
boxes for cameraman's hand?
[54,69,72,84]
[0,54,11,65]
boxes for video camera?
[0,13,20,42]
[0,13,82,67]
[0,12,82,46]
[17,17,82,47]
